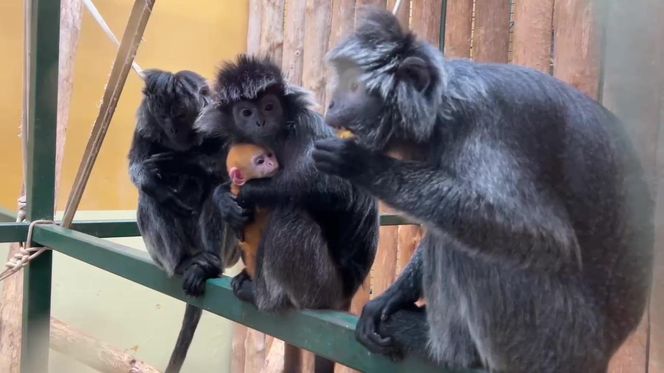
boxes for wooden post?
[302,0,333,105]
[443,0,473,58]
[512,0,554,72]
[472,0,510,63]
[282,0,307,85]
[325,0,356,111]
[259,0,285,65]
[552,0,602,98]
[411,0,443,47]
[246,0,263,55]
[50,318,159,373]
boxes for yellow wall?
[0,0,249,211]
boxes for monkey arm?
[314,139,581,272]
[237,162,354,209]
[356,247,423,354]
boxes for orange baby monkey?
[226,143,279,279]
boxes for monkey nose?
[256,120,265,127]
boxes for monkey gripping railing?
[0,0,480,372]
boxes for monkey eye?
[266,152,273,158]
[255,157,265,165]
[241,108,252,117]
[264,103,274,111]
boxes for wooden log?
[387,0,410,27]
[261,339,285,373]
[231,323,247,373]
[472,0,510,63]
[443,0,473,58]
[511,0,554,72]
[246,0,263,54]
[50,318,159,373]
[355,0,386,15]
[282,0,307,85]
[396,225,422,275]
[325,0,356,110]
[55,0,82,207]
[552,0,602,98]
[0,243,24,373]
[245,329,269,373]
[259,0,285,65]
[303,0,333,106]
[372,203,399,297]
[411,0,443,46]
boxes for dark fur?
[196,55,379,373]
[129,69,238,373]
[314,8,654,373]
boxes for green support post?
[22,0,60,372]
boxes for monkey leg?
[137,198,193,276]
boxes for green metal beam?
[0,220,141,243]
[70,219,141,237]
[0,215,413,244]
[0,223,29,243]
[33,225,478,373]
[22,0,60,371]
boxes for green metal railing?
[0,0,482,372]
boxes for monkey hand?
[312,138,372,180]
[151,186,196,216]
[213,184,254,234]
[182,254,221,297]
[355,291,418,360]
[231,270,257,304]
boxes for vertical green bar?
[22,0,60,372]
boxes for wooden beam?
[512,0,554,72]
[50,318,159,373]
[552,0,602,99]
[411,0,444,46]
[472,0,510,63]
[303,0,333,106]
[443,0,473,58]
[282,0,307,85]
[259,0,285,65]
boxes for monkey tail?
[165,304,203,373]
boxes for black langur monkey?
[313,8,654,373]
[129,69,238,373]
[196,55,379,373]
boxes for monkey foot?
[231,270,256,304]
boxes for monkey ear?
[229,167,246,186]
[396,56,431,92]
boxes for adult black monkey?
[196,55,379,373]
[129,69,238,373]
[313,8,654,373]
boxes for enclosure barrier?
[0,0,482,372]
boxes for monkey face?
[325,66,388,151]
[230,92,285,140]
[251,150,279,178]
[140,69,212,152]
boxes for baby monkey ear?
[396,56,431,92]
[229,167,246,186]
